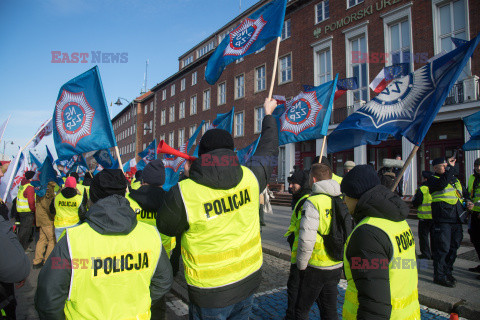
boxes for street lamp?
[114,97,136,159]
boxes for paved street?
[14,205,480,319]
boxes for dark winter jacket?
[345,185,410,320]
[155,115,278,308]
[35,195,173,320]
[427,165,470,223]
[129,185,167,212]
[411,181,429,208]
[49,187,88,222]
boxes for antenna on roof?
[144,59,149,92]
[239,0,241,13]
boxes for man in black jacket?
[153,98,278,319]
[427,157,473,287]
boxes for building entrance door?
[420,140,465,183]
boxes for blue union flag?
[205,0,287,84]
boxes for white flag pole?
[2,147,22,201]
[267,37,281,100]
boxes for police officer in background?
[412,170,435,260]
[154,98,278,319]
[341,165,420,319]
[467,158,480,275]
[16,170,36,250]
[428,157,474,287]
[35,169,173,319]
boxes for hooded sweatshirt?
[155,115,278,308]
[345,185,410,320]
[296,179,342,270]
[35,195,173,320]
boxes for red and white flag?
[32,118,53,148]
[0,150,26,202]
[369,68,389,93]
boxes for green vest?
[343,217,420,320]
[125,194,176,257]
[64,222,161,320]
[178,166,261,288]
[430,175,463,205]
[54,192,83,228]
[16,183,33,213]
[417,185,432,219]
[468,174,480,212]
[285,194,310,238]
[131,180,142,190]
[333,173,343,185]
[291,194,341,267]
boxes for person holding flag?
[155,98,278,318]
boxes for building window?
[160,109,166,125]
[279,54,292,84]
[234,112,244,137]
[203,89,211,110]
[192,72,197,86]
[142,144,146,151]
[281,19,291,41]
[254,106,265,133]
[178,128,185,146]
[190,125,198,144]
[162,89,166,100]
[218,27,234,43]
[179,100,185,119]
[160,133,165,142]
[169,131,175,148]
[169,105,175,123]
[197,40,215,58]
[150,102,153,112]
[347,0,364,9]
[149,120,153,134]
[349,35,368,102]
[190,95,197,115]
[171,84,175,96]
[256,46,265,54]
[218,82,226,105]
[235,74,245,99]
[278,146,286,181]
[316,1,330,24]
[255,65,266,92]
[202,120,211,134]
[388,20,411,65]
[144,105,147,114]
[316,49,332,84]
[182,55,193,68]
[181,78,186,91]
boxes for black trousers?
[469,212,480,261]
[17,212,34,250]
[285,264,301,320]
[418,219,435,259]
[433,222,463,279]
[295,266,341,320]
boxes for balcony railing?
[444,82,464,105]
[330,105,354,124]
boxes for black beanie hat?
[341,164,381,199]
[135,170,143,180]
[198,129,234,156]
[287,169,308,186]
[25,171,35,180]
[312,156,332,169]
[89,169,128,203]
[474,158,480,166]
[142,160,165,187]
[432,157,446,166]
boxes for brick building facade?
[112,0,480,194]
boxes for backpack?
[318,195,355,261]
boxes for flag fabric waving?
[53,66,116,159]
[137,140,157,171]
[369,63,410,93]
[0,151,25,202]
[451,37,468,48]
[93,149,118,169]
[205,0,287,84]
[272,75,338,146]
[32,118,53,148]
[67,155,89,177]
[237,135,261,165]
[163,122,204,191]
[209,108,235,133]
[31,153,63,197]
[123,158,137,175]
[463,110,480,151]
[334,77,358,100]
[29,151,42,172]
[328,34,480,154]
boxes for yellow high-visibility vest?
[131,180,142,190]
[430,175,463,205]
[54,192,83,228]
[343,217,420,320]
[64,222,161,320]
[125,194,176,257]
[16,183,33,213]
[417,185,432,219]
[291,194,341,267]
[332,174,343,185]
[468,174,480,212]
[178,166,261,288]
[284,194,310,238]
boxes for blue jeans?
[189,295,254,320]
